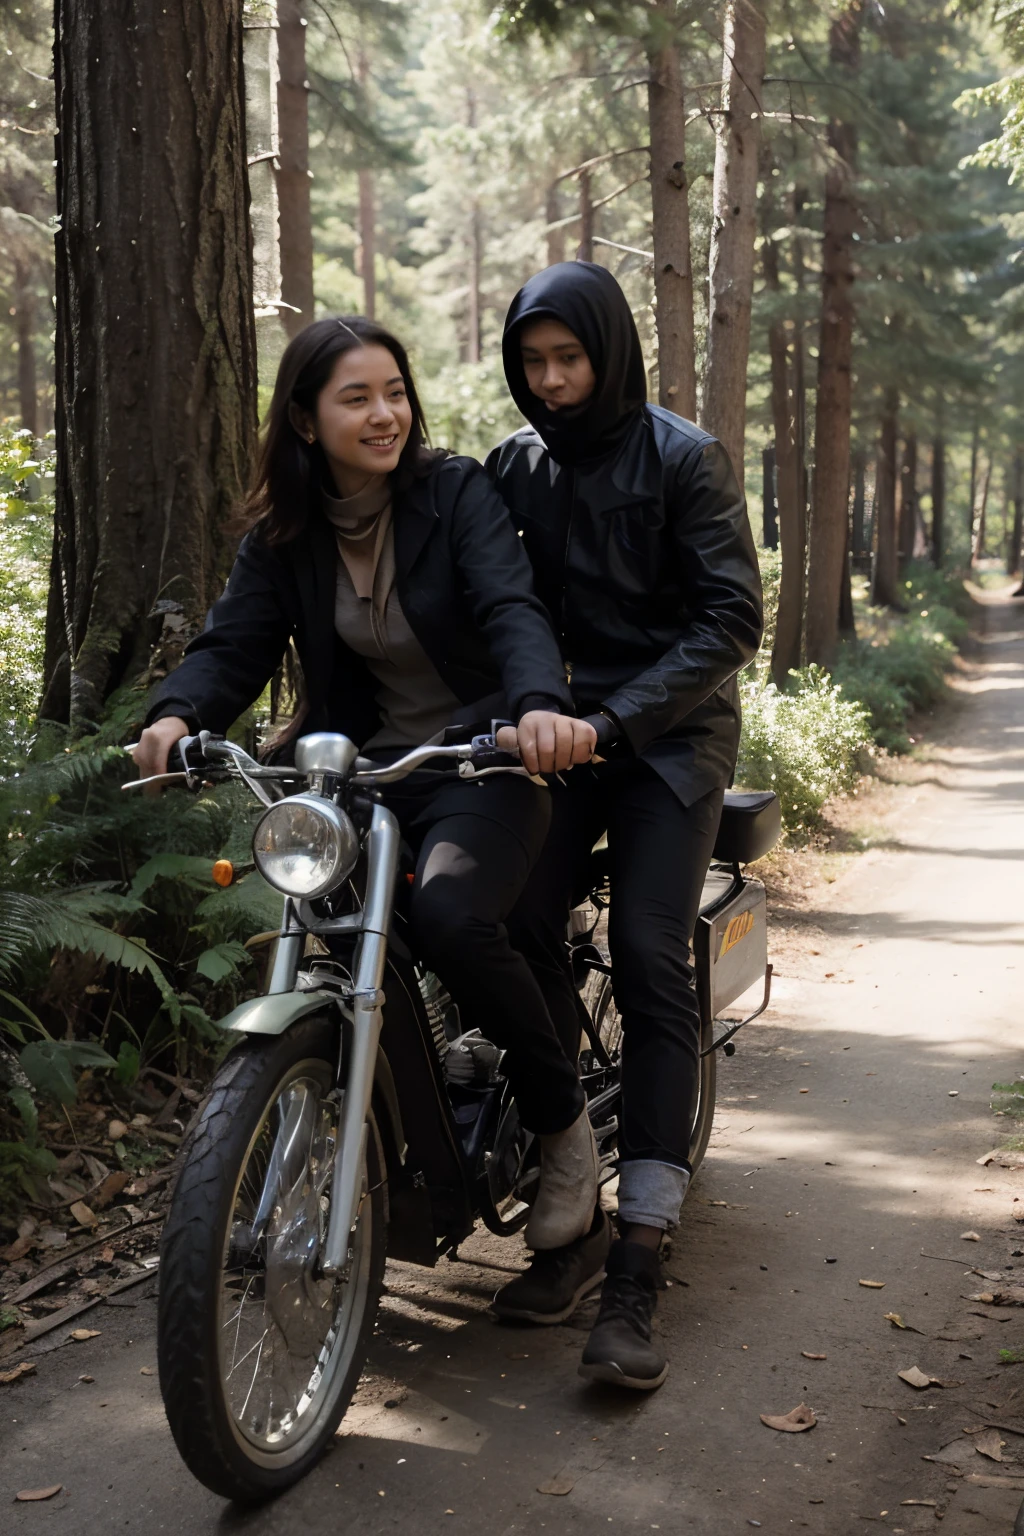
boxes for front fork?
[319,802,399,1279]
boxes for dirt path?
[4,594,1024,1535]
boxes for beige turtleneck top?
[322,477,461,753]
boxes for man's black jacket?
[486,405,763,806]
[146,455,573,742]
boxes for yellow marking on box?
[719,909,754,958]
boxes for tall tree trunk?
[931,431,945,568]
[838,531,856,639]
[576,166,594,262]
[761,165,803,686]
[968,419,979,539]
[467,205,482,363]
[761,444,778,549]
[356,50,375,320]
[647,0,695,417]
[244,9,281,322]
[804,0,863,667]
[42,0,257,729]
[851,447,866,555]
[13,260,37,436]
[972,458,992,564]
[791,186,810,542]
[545,181,566,266]
[357,170,376,319]
[898,430,917,570]
[701,0,766,487]
[871,386,900,608]
[1010,446,1023,578]
[276,0,314,338]
[466,88,482,362]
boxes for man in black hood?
[486,262,763,1390]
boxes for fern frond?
[0,889,174,1012]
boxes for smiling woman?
[129,313,602,1273]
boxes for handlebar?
[123,731,531,802]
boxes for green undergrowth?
[737,556,971,831]
[0,692,282,1218]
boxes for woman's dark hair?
[242,314,438,545]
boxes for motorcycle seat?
[712,789,781,866]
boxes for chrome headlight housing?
[252,795,359,900]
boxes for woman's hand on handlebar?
[133,716,190,780]
[496,711,597,775]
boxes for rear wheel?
[579,969,717,1178]
[157,1017,386,1502]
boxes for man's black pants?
[506,760,723,1196]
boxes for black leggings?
[383,773,586,1136]
[506,761,723,1172]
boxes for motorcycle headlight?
[252,795,359,900]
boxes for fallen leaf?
[139,1366,155,1376]
[801,1352,827,1360]
[0,1234,35,1262]
[972,1269,1003,1282]
[898,1366,933,1389]
[15,1486,62,1502]
[923,1438,983,1468]
[69,1328,101,1341]
[92,1171,130,1210]
[537,1477,574,1496]
[963,1473,1024,1491]
[0,1362,36,1385]
[961,1232,981,1242]
[78,1375,94,1383]
[970,1287,1024,1306]
[884,1313,924,1333]
[900,1500,937,1508]
[69,1201,97,1228]
[760,1403,817,1432]
[974,1429,1003,1462]
[859,1279,886,1289]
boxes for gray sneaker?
[578,1239,668,1390]
[492,1210,611,1325]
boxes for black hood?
[501,262,648,467]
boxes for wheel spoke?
[216,1065,372,1457]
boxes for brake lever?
[121,771,192,792]
[465,733,546,787]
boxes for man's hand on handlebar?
[495,710,597,775]
[133,716,190,784]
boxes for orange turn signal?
[212,859,234,888]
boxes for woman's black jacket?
[486,405,763,806]
[146,455,573,743]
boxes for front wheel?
[157,1017,386,1502]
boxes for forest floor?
[2,589,1024,1534]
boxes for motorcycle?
[124,729,779,1502]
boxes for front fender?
[217,989,343,1036]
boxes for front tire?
[157,1018,386,1502]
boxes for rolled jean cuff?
[617,1159,691,1231]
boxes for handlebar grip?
[175,732,225,772]
[469,746,523,771]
